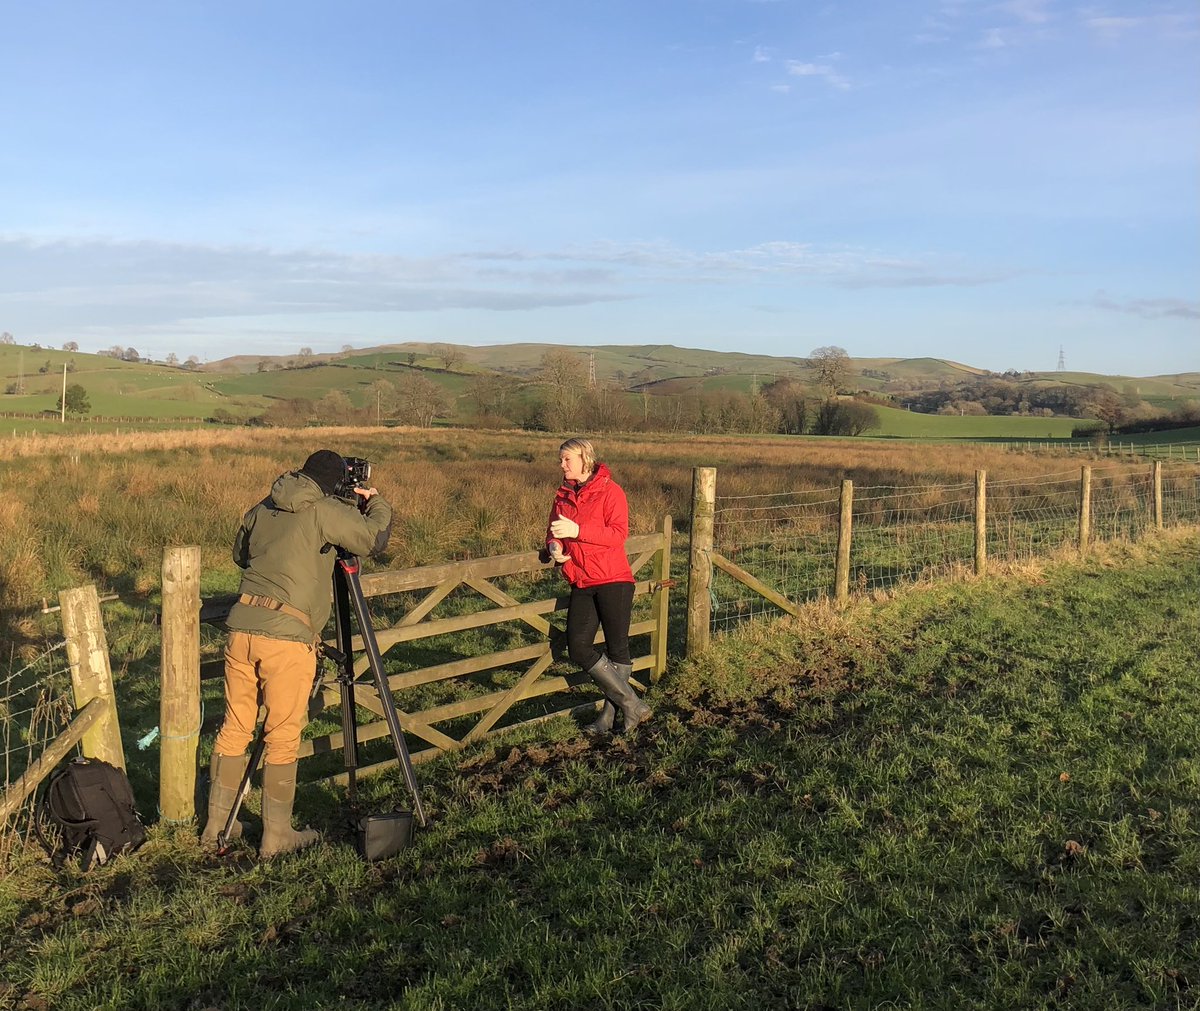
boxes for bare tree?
[316,389,357,424]
[537,349,587,429]
[367,378,401,422]
[0,332,13,345]
[810,346,851,399]
[468,374,519,420]
[61,340,79,352]
[433,344,464,370]
[395,373,451,428]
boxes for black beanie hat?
[301,449,346,496]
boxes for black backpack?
[36,757,147,870]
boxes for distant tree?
[316,389,357,424]
[257,397,315,427]
[165,352,179,366]
[256,359,269,372]
[537,349,587,429]
[764,378,810,434]
[66,359,76,373]
[182,356,200,370]
[38,360,51,374]
[367,379,400,422]
[341,344,354,354]
[468,374,519,420]
[435,344,464,370]
[106,345,125,359]
[61,341,79,352]
[122,347,141,362]
[395,373,450,428]
[58,383,91,417]
[406,352,418,366]
[810,346,851,399]
[812,399,878,436]
[299,347,314,358]
[0,332,13,345]
[1087,390,1128,434]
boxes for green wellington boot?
[587,656,651,734]
[259,762,321,858]
[200,751,249,848]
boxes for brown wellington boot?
[200,751,249,848]
[259,762,321,858]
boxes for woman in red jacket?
[547,437,651,734]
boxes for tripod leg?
[338,557,427,827]
[217,731,264,853]
[333,566,360,807]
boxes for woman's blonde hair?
[559,437,597,474]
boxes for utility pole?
[1057,346,1066,372]
[61,364,67,423]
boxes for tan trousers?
[214,631,316,766]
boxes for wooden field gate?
[170,515,673,799]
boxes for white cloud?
[752,45,772,63]
[1090,292,1200,320]
[786,59,850,90]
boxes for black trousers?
[566,581,635,669]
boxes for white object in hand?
[549,514,579,539]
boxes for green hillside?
[2,340,1194,437]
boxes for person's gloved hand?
[549,514,579,540]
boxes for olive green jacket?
[225,471,393,643]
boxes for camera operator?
[201,449,392,857]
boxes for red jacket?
[546,463,634,588]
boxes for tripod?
[217,551,426,853]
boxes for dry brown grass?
[0,425,1158,623]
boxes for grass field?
[0,533,1196,1009]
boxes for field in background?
[4,341,1198,436]
[0,425,1160,628]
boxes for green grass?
[2,533,1197,1009]
[870,405,1084,439]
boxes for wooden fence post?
[58,584,126,771]
[651,515,672,681]
[974,469,987,577]
[1152,461,1162,530]
[686,467,716,656]
[160,545,201,822]
[1078,465,1091,551]
[834,479,854,606]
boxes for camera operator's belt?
[238,594,314,634]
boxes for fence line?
[690,461,1200,643]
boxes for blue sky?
[1,0,1196,376]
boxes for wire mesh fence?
[711,487,841,631]
[708,462,1200,638]
[851,482,976,593]
[1,640,73,858]
[987,469,1081,563]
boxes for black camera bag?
[37,757,146,870]
[356,809,412,862]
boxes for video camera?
[335,457,372,501]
